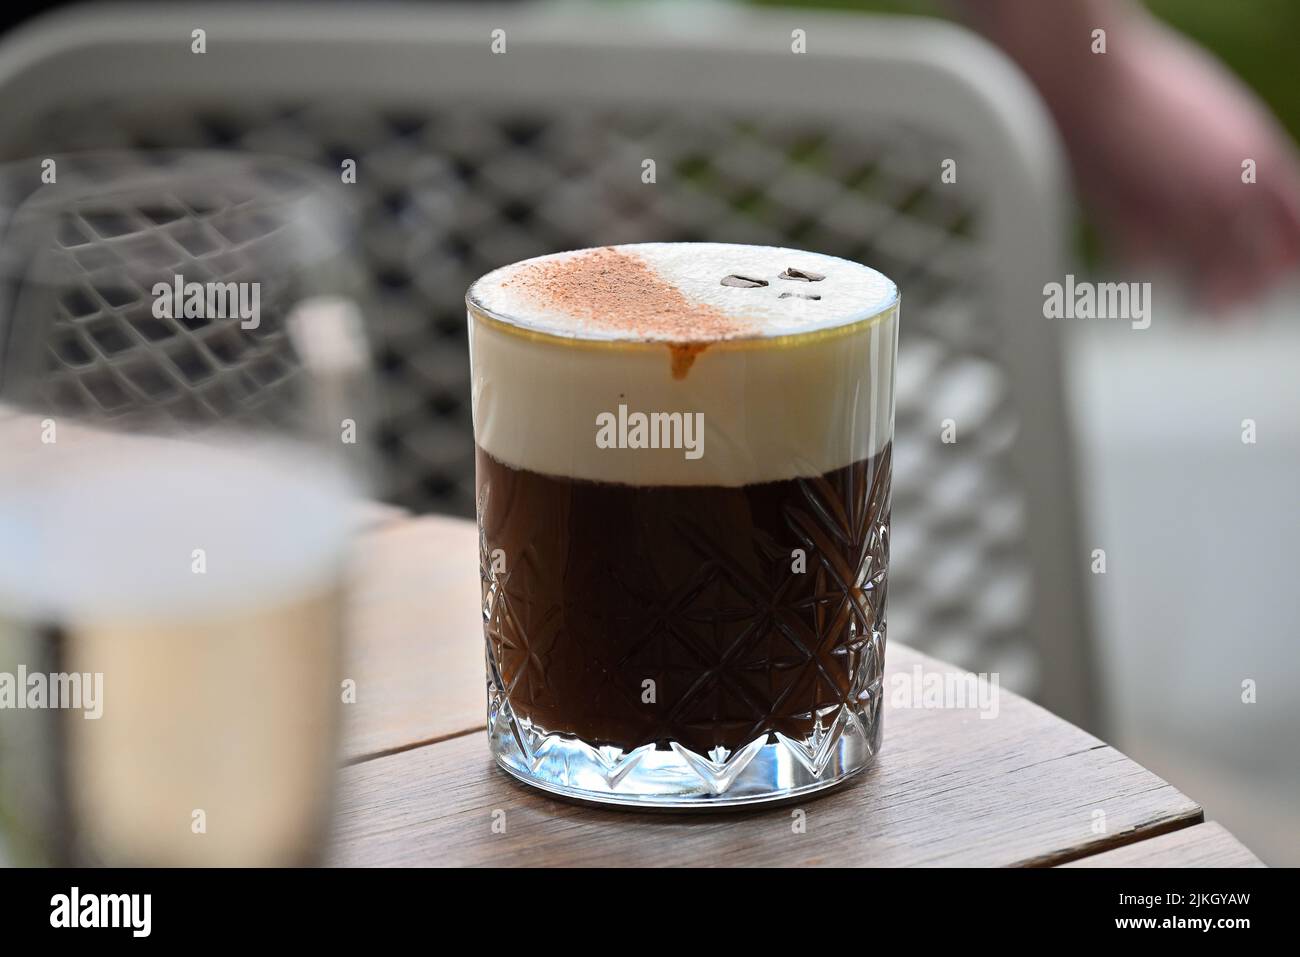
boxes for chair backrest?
[0,2,1098,728]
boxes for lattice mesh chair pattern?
[0,5,1096,726]
[0,153,353,432]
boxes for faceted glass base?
[488,692,883,809]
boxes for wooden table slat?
[342,516,482,761]
[1060,822,1264,868]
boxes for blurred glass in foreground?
[0,151,368,865]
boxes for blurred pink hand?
[1060,20,1300,308]
[968,0,1300,311]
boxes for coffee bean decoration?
[720,274,769,288]
[779,267,825,282]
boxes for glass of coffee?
[467,243,897,808]
[0,152,367,863]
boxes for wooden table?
[330,514,1263,868]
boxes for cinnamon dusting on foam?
[500,246,747,378]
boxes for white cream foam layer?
[469,243,898,342]
[469,304,898,487]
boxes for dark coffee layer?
[477,444,891,755]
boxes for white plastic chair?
[0,2,1098,728]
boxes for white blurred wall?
[1066,279,1300,866]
